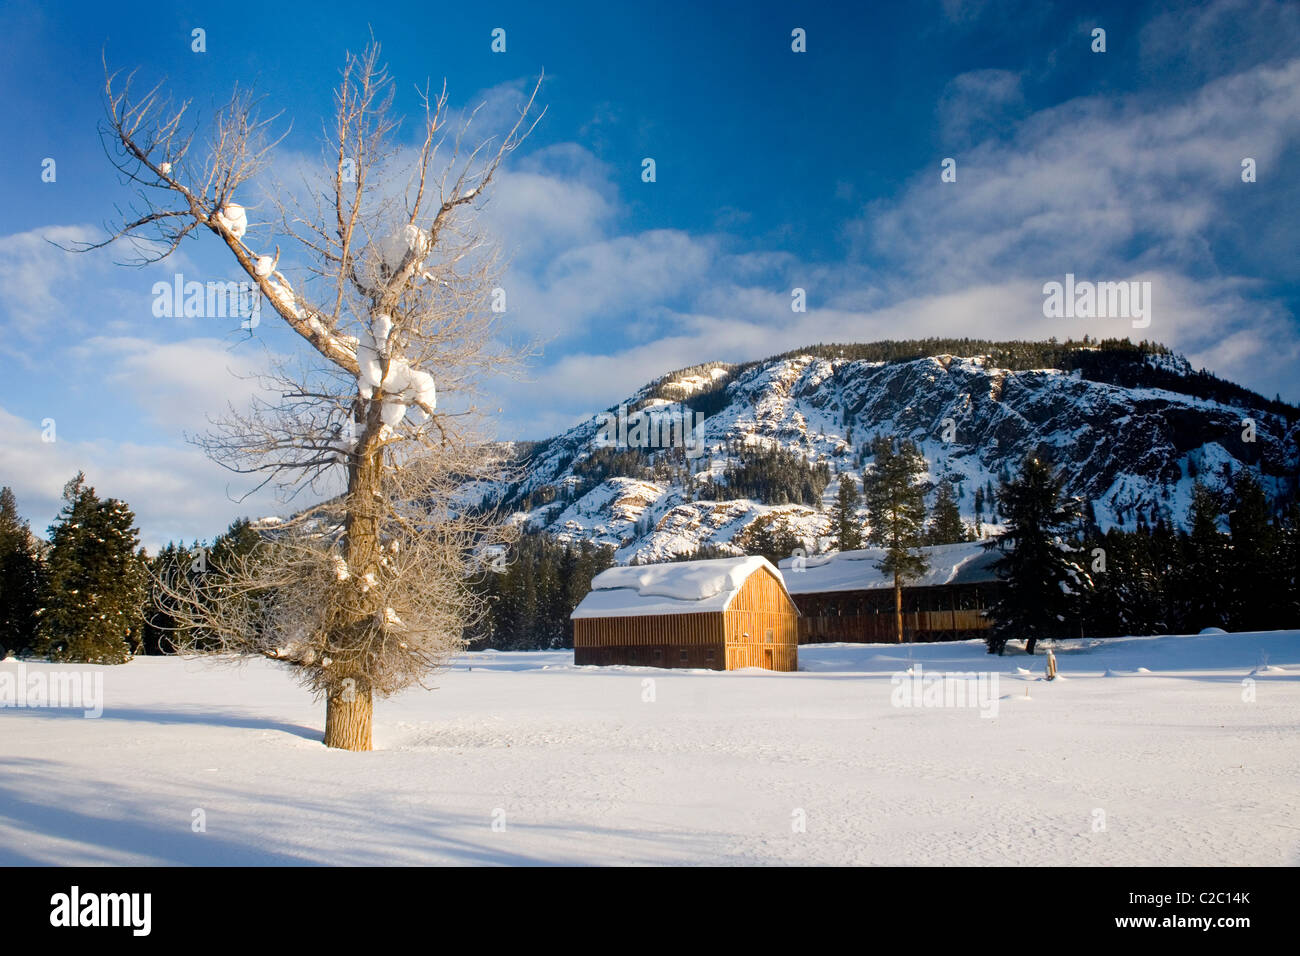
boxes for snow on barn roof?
[571,555,791,619]
[776,540,1001,595]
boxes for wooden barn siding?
[799,609,989,643]
[573,612,726,669]
[792,583,996,644]
[723,567,799,672]
[572,567,799,671]
[573,611,724,647]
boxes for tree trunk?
[894,576,904,644]
[325,414,385,752]
[1026,635,1037,655]
[324,681,373,751]
[344,417,385,575]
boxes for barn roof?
[571,555,792,619]
[776,540,1001,595]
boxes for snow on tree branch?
[90,38,541,749]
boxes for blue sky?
[1,0,1298,548]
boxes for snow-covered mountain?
[487,341,1299,564]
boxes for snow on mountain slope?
[486,345,1298,563]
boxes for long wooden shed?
[776,540,1002,643]
[571,556,799,671]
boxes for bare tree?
[88,42,541,749]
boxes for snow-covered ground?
[1,631,1297,865]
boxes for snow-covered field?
[1,631,1297,866]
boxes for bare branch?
[96,39,542,749]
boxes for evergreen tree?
[1177,481,1229,631]
[1226,473,1278,631]
[466,534,615,650]
[1146,518,1180,631]
[926,480,968,545]
[864,439,929,643]
[1084,526,1165,637]
[143,518,265,655]
[555,544,582,649]
[700,444,831,506]
[0,487,43,654]
[985,457,1087,655]
[533,540,563,647]
[210,517,261,569]
[143,541,185,654]
[736,513,804,566]
[830,475,863,550]
[37,473,146,663]
[1279,501,1300,629]
[1081,499,1101,539]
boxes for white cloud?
[82,336,285,431]
[0,226,100,326]
[859,58,1300,289]
[476,49,1300,436]
[0,406,305,552]
[1140,0,1300,88]
[938,69,1025,144]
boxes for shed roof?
[776,540,1001,595]
[571,555,792,620]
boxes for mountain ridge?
[485,338,1299,564]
